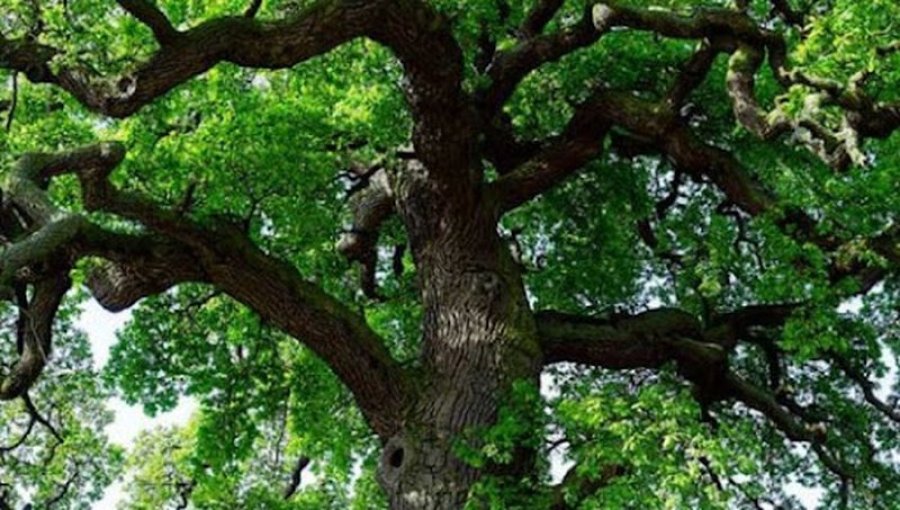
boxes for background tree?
[0,296,122,509]
[0,0,898,508]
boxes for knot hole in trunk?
[389,447,405,468]
[378,435,413,490]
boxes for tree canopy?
[0,0,898,508]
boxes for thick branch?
[482,1,776,116]
[496,58,896,291]
[727,45,864,169]
[538,306,855,480]
[770,0,805,26]
[723,373,852,479]
[482,5,605,115]
[726,45,790,140]
[1,0,471,176]
[337,167,395,300]
[705,303,798,347]
[667,42,721,107]
[0,275,70,400]
[482,114,542,174]
[0,147,118,399]
[486,1,899,215]
[0,142,408,436]
[0,1,390,115]
[519,0,565,39]
[538,308,713,371]
[83,232,207,312]
[491,86,773,214]
[784,69,900,140]
[590,2,778,44]
[489,88,613,211]
[1,143,204,309]
[26,143,410,437]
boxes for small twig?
[174,480,195,509]
[392,243,406,277]
[45,462,79,508]
[175,181,198,216]
[0,484,13,510]
[876,41,900,56]
[24,393,63,443]
[697,456,725,492]
[283,456,311,500]
[0,414,36,454]
[5,73,18,132]
[27,0,45,40]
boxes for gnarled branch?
[337,166,395,300]
[519,0,565,40]
[537,305,855,481]
[0,0,472,178]
[0,275,70,400]
[489,88,613,211]
[2,143,409,437]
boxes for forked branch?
[537,305,855,481]
[0,143,409,437]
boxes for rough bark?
[375,148,543,508]
[379,253,539,508]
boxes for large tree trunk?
[378,186,542,508]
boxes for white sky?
[76,300,197,510]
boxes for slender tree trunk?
[378,188,542,509]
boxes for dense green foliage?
[0,0,898,508]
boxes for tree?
[0,297,122,509]
[0,0,898,508]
